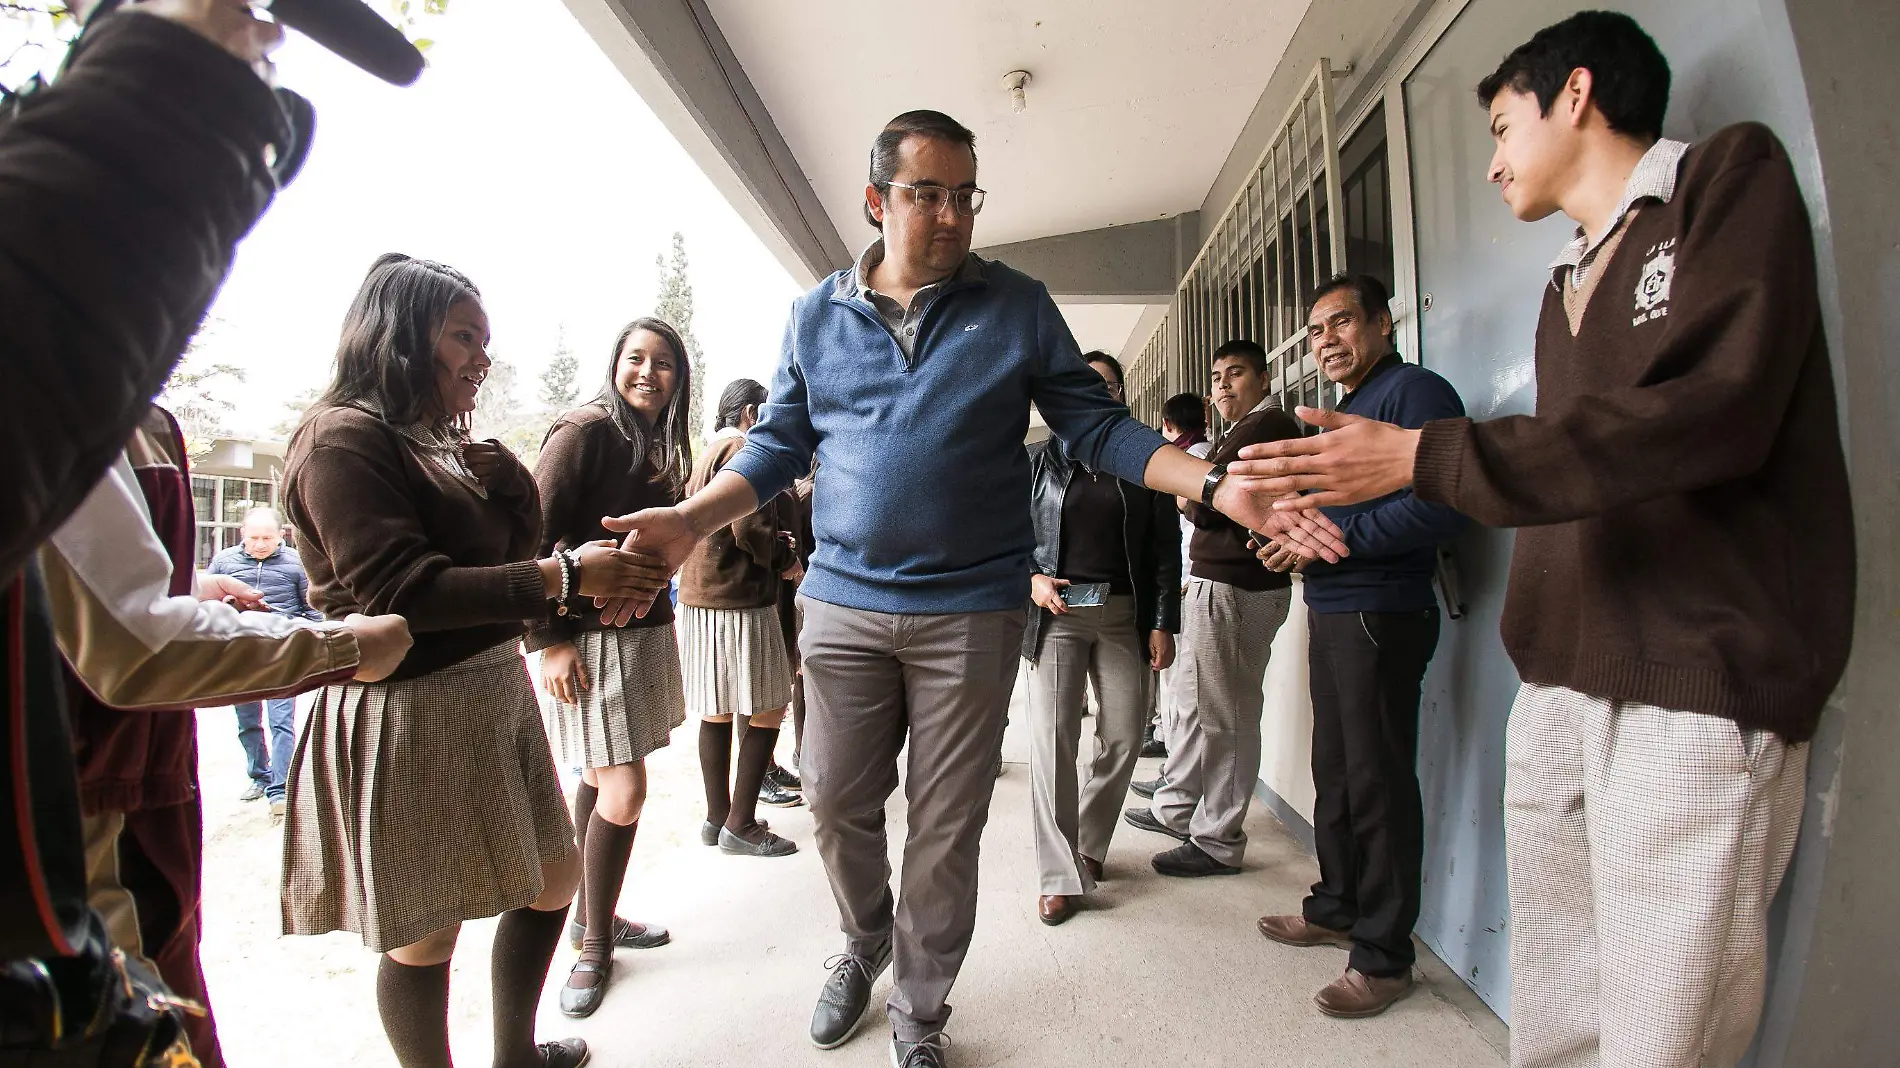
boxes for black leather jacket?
[1024,440,1180,661]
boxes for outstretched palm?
[595,507,702,626]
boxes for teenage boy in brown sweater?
[1123,339,1304,878]
[1232,12,1853,1067]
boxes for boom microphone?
[264,0,426,86]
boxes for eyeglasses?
[886,181,986,218]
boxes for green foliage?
[160,355,246,460]
[539,326,579,410]
[270,385,325,440]
[652,231,709,439]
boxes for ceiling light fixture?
[1002,69,1032,113]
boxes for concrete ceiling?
[702,0,1312,251]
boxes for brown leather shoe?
[1256,914,1351,948]
[1038,895,1078,926]
[1314,968,1414,1018]
[1080,855,1105,882]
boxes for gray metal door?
[1402,0,1829,1024]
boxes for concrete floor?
[196,669,1507,1068]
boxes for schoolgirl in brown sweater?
[280,254,667,1068]
[678,378,802,859]
[527,318,693,1018]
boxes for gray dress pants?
[1025,595,1151,895]
[1150,578,1290,866]
[796,595,1025,1043]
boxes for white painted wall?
[1258,584,1316,824]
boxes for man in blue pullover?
[597,110,1346,1066]
[205,506,322,821]
[1253,275,1467,1019]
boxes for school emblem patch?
[1633,249,1673,325]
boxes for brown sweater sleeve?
[525,417,590,649]
[290,436,546,634]
[1413,143,1819,528]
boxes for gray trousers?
[1025,595,1151,896]
[797,595,1025,1043]
[1151,579,1291,865]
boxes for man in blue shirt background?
[597,110,1345,1067]
[205,506,321,821]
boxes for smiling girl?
[281,255,669,1068]
[526,318,693,1018]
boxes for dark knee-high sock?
[727,724,780,832]
[574,813,636,984]
[377,956,452,1068]
[570,782,598,922]
[490,905,567,1068]
[698,719,732,828]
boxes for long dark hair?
[715,378,767,431]
[310,253,481,429]
[596,317,693,489]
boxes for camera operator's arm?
[0,3,285,583]
[36,454,412,709]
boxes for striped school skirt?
[677,604,793,720]
[544,624,686,769]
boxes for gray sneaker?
[810,942,892,1049]
[891,1032,951,1067]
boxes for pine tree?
[539,325,579,411]
[652,232,708,440]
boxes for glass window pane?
[191,476,215,523]
[220,479,249,523]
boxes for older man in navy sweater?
[597,110,1344,1066]
[1252,275,1467,1020]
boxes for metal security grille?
[1127,59,1348,433]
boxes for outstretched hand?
[1227,407,1421,510]
[1208,479,1350,563]
[594,507,702,627]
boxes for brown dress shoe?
[1080,855,1105,883]
[1038,895,1078,926]
[1256,914,1351,948]
[1314,968,1414,1018]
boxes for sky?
[190,0,803,439]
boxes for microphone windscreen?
[267,0,425,86]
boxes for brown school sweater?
[1412,123,1853,741]
[1185,402,1305,591]
[285,404,547,682]
[679,433,797,610]
[525,403,680,650]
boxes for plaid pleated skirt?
[677,604,793,720]
[280,641,574,953]
[544,625,685,769]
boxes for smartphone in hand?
[1058,582,1110,609]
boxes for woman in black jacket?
[1022,352,1180,927]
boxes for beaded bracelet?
[555,550,574,615]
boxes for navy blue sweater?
[205,543,322,620]
[726,255,1166,614]
[1302,355,1468,613]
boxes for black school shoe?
[1150,842,1241,878]
[720,823,798,857]
[566,916,670,951]
[704,818,771,845]
[557,959,610,1019]
[767,762,803,791]
[810,941,893,1049]
[759,778,806,808]
[537,1037,591,1066]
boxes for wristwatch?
[1200,462,1228,509]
